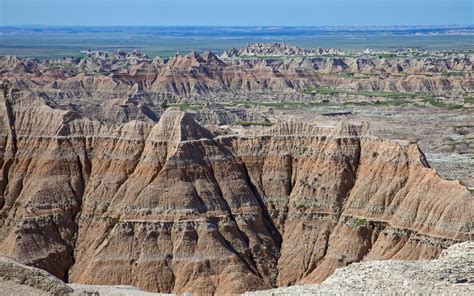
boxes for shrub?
[300,179,310,187]
[296,203,307,210]
[355,218,366,227]
[464,97,474,104]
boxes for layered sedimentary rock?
[0,81,472,294]
[2,242,472,295]
[0,49,472,129]
[1,49,472,100]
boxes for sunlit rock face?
[0,78,472,295]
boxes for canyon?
[0,44,473,294]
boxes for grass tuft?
[355,218,366,227]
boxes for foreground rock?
[0,256,73,295]
[0,255,168,295]
[245,241,474,295]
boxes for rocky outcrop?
[0,256,74,295]
[84,49,148,60]
[0,255,168,295]
[192,104,269,126]
[245,241,474,295]
[0,82,472,295]
[222,43,344,58]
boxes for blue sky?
[0,0,472,26]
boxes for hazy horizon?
[1,25,473,28]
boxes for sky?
[0,0,472,26]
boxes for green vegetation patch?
[354,218,366,227]
[343,98,410,107]
[168,103,203,112]
[318,72,380,79]
[303,87,338,95]
[351,91,416,98]
[393,73,408,77]
[343,101,371,106]
[45,62,74,70]
[296,203,307,210]
[304,87,468,109]
[441,71,465,77]
[228,100,326,110]
[423,99,463,109]
[372,98,410,106]
[464,97,474,104]
[303,87,417,99]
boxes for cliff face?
[0,82,472,295]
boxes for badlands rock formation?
[1,47,472,100]
[0,74,473,294]
[221,42,344,58]
[0,47,472,128]
[2,242,472,295]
